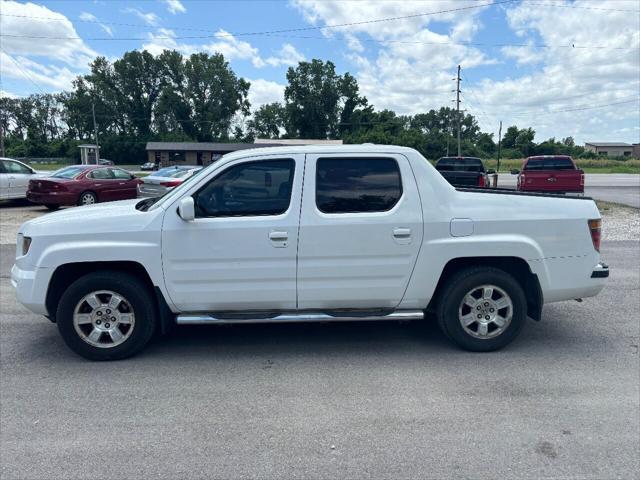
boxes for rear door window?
[89,168,114,180]
[110,168,133,180]
[316,158,402,214]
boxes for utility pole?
[0,117,4,158]
[455,64,462,157]
[92,102,100,164]
[497,120,502,172]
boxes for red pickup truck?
[512,155,584,194]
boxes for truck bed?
[456,186,592,200]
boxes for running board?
[176,310,424,325]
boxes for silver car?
[137,166,202,197]
[0,157,47,200]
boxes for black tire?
[56,271,156,360]
[78,191,97,206]
[436,267,527,352]
[45,204,60,211]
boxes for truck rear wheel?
[437,267,527,352]
[56,271,156,360]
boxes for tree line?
[0,49,590,164]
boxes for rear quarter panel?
[399,154,601,308]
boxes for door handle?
[393,228,412,238]
[269,231,288,241]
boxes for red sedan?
[27,165,141,210]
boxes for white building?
[584,142,633,157]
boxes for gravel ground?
[599,203,640,241]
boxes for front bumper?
[591,262,609,278]
[11,263,49,315]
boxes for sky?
[1,0,639,144]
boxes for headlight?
[22,236,32,256]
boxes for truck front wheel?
[437,267,527,351]
[56,271,156,360]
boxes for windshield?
[51,166,87,179]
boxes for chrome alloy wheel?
[80,193,96,205]
[73,290,135,348]
[458,284,513,339]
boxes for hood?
[20,199,150,236]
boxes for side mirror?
[177,196,195,221]
[487,169,496,175]
[510,169,520,175]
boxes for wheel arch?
[427,256,543,321]
[46,261,174,333]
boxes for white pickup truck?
[11,145,609,360]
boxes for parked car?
[512,155,584,194]
[0,157,47,200]
[12,145,608,360]
[27,165,141,210]
[435,156,494,188]
[137,165,202,197]
[140,162,159,171]
[98,159,114,166]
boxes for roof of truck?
[220,144,419,161]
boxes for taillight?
[580,173,584,186]
[478,175,486,187]
[160,180,182,187]
[588,219,601,252]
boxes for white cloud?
[143,29,303,69]
[79,11,113,37]
[206,30,265,68]
[247,78,285,107]
[265,44,306,67]
[1,51,79,90]
[467,0,640,143]
[162,0,186,14]
[0,1,98,93]
[292,0,640,144]
[291,0,495,115]
[123,7,161,26]
[0,1,97,66]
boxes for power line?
[2,30,636,51]
[508,97,639,117]
[524,1,640,13]
[1,0,636,33]
[0,1,517,37]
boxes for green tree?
[502,126,520,149]
[247,103,286,139]
[284,59,365,139]
[156,51,250,141]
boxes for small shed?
[78,144,100,164]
